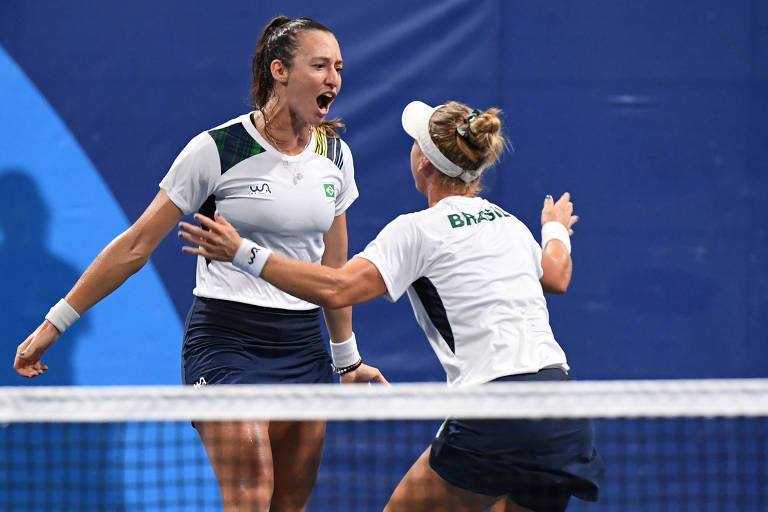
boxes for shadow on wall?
[0,168,86,386]
[0,168,127,511]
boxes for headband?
[401,101,489,183]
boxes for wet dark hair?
[251,16,344,135]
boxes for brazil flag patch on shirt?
[324,183,336,198]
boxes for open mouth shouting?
[316,91,336,117]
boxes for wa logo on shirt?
[323,183,336,198]
[249,183,272,196]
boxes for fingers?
[15,329,43,363]
[13,324,57,378]
[178,223,222,252]
[178,225,207,245]
[192,213,218,230]
[547,192,574,215]
[178,221,219,244]
[555,192,573,214]
[340,365,389,385]
[181,245,210,258]
[567,215,579,236]
[365,365,389,384]
[15,362,47,378]
[178,212,235,248]
[14,349,47,378]
[177,215,220,243]
[213,210,231,227]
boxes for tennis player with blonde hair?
[179,99,604,511]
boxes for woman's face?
[282,30,342,125]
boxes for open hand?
[541,192,578,235]
[178,211,243,262]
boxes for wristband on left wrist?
[330,332,360,370]
[541,221,571,254]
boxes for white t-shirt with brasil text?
[356,195,568,386]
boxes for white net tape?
[2,378,768,423]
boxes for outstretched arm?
[179,212,389,384]
[179,212,388,309]
[14,190,184,377]
[540,192,578,294]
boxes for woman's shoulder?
[181,113,251,148]
[382,208,434,235]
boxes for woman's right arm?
[14,189,184,377]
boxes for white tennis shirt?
[160,113,358,310]
[356,195,568,386]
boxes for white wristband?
[330,333,361,369]
[232,238,272,277]
[45,298,80,334]
[541,221,571,254]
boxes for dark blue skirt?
[429,369,604,512]
[181,296,333,385]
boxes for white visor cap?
[401,100,485,183]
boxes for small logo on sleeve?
[324,183,336,198]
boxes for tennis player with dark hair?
[14,16,384,512]
[179,99,604,511]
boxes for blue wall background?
[1,0,765,384]
[2,1,767,511]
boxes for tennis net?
[2,379,767,511]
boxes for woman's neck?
[426,185,475,208]
[254,101,311,156]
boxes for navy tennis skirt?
[429,368,605,512]
[181,296,333,386]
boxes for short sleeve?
[159,132,221,215]
[355,214,424,302]
[532,241,544,279]
[333,140,359,216]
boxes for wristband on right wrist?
[45,298,80,334]
[541,221,571,254]
[232,238,272,277]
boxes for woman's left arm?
[320,213,353,342]
[321,214,387,384]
